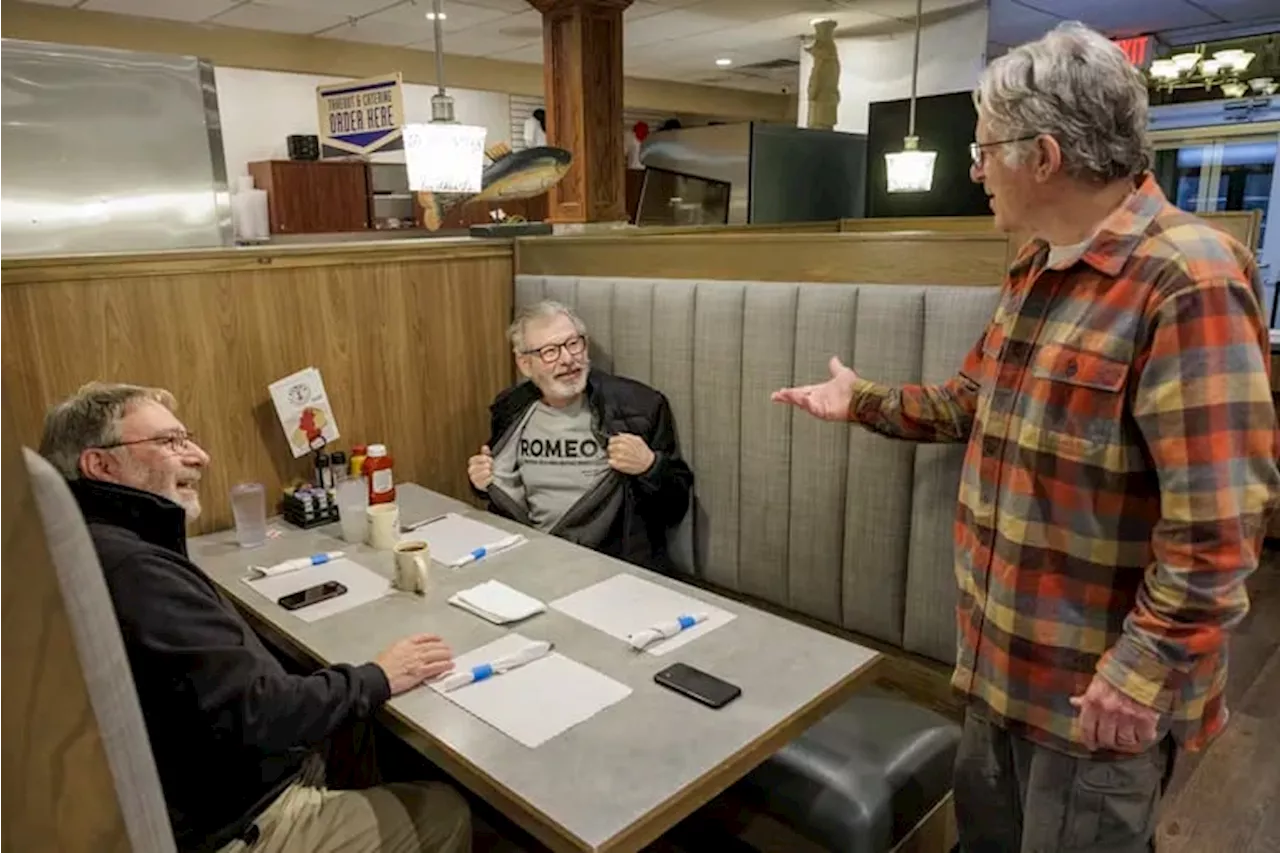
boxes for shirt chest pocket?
[1025,345,1129,462]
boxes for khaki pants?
[217,779,471,853]
[954,711,1176,853]
[219,723,470,853]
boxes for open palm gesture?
[771,356,860,422]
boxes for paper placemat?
[242,558,389,622]
[403,513,527,567]
[429,633,630,748]
[550,573,736,655]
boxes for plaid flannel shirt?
[849,174,1279,756]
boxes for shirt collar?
[1008,172,1167,279]
[70,477,190,557]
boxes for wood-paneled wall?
[515,231,1011,285]
[838,209,1264,253]
[2,240,516,535]
[2,386,130,853]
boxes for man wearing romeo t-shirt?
[467,300,693,573]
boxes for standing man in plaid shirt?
[775,22,1278,853]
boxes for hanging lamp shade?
[404,0,487,193]
[885,136,937,193]
[885,0,935,194]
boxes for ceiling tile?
[487,42,544,62]
[211,2,350,34]
[987,0,1065,48]
[1020,0,1216,37]
[1188,0,1280,23]
[839,0,985,23]
[317,19,430,45]
[81,0,239,22]
[453,0,531,11]
[257,0,395,16]
[408,12,542,55]
[680,0,852,25]
[365,0,510,32]
[626,1,668,22]
[624,9,727,47]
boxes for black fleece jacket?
[70,479,390,853]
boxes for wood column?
[527,0,632,224]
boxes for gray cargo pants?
[954,711,1176,853]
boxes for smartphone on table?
[278,581,347,611]
[653,662,741,709]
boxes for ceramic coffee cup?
[367,503,400,550]
[393,540,429,594]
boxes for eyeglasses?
[523,334,587,365]
[95,432,198,453]
[969,135,1039,166]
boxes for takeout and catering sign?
[316,72,405,156]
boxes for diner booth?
[3,34,1273,853]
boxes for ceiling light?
[1199,58,1222,76]
[1220,80,1248,98]
[715,57,732,67]
[1171,52,1201,71]
[1213,49,1254,72]
[425,11,446,20]
[886,137,937,193]
[886,0,935,194]
[1249,77,1277,95]
[810,17,834,26]
[1149,59,1180,81]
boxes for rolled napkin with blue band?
[435,640,553,692]
[626,612,708,651]
[249,551,344,578]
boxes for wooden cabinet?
[248,160,371,234]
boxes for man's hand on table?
[1070,674,1160,753]
[376,634,455,695]
[468,445,493,491]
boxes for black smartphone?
[278,581,347,611]
[653,663,741,709]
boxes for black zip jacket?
[478,369,693,573]
[70,478,390,853]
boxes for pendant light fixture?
[404,0,487,194]
[884,0,937,193]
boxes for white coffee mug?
[367,503,400,550]
[393,540,430,595]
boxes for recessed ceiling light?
[715,57,732,66]
[425,11,447,20]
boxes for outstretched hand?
[771,356,861,422]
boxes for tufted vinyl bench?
[515,275,998,850]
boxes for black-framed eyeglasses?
[523,334,587,365]
[969,135,1039,166]
[94,432,197,453]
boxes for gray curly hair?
[975,22,1152,182]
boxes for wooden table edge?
[221,577,885,853]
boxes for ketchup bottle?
[363,443,396,504]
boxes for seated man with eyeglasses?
[39,382,471,853]
[467,301,693,573]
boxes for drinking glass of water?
[336,479,368,544]
[230,482,267,548]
